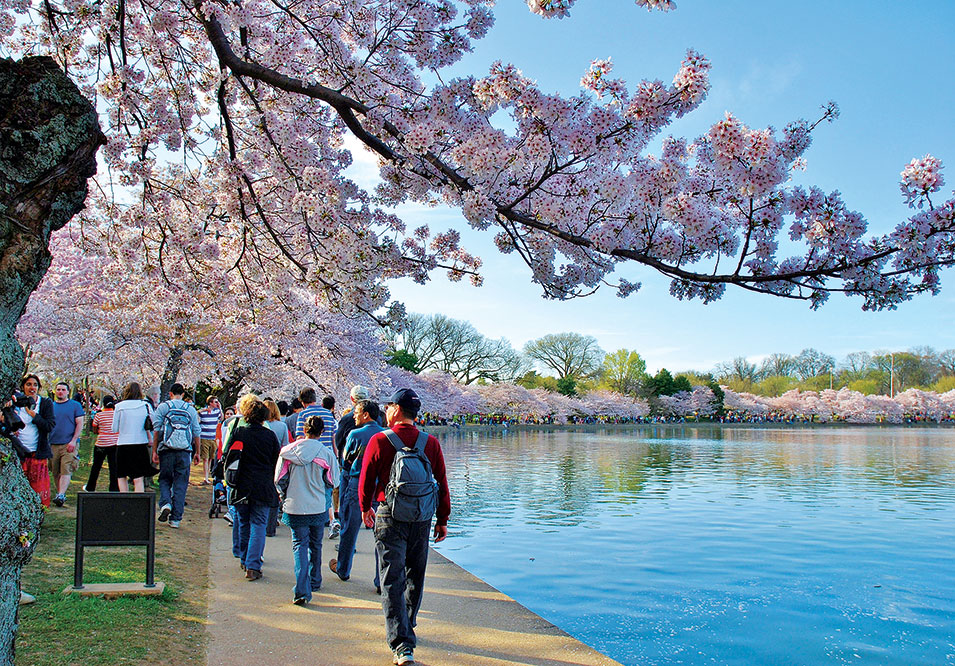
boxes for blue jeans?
[158,449,191,521]
[335,475,361,580]
[235,503,270,571]
[288,514,324,600]
[375,504,432,651]
[230,504,241,557]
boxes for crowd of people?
[1,376,451,666]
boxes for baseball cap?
[350,385,371,400]
[387,388,421,412]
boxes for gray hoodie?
[276,438,340,515]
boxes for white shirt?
[112,400,153,445]
[15,397,40,453]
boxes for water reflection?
[435,427,955,666]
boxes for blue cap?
[387,388,421,412]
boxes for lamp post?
[890,352,895,398]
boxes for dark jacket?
[335,410,356,460]
[232,423,281,507]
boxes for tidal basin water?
[433,426,955,665]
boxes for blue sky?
[370,1,955,374]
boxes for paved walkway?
[207,516,622,666]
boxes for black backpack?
[383,429,438,522]
[222,439,246,505]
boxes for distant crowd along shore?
[419,411,955,427]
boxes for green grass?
[15,432,209,665]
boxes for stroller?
[208,455,228,519]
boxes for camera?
[14,394,34,408]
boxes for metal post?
[74,501,85,589]
[145,492,156,587]
[890,353,895,397]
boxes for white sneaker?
[168,520,181,528]
[329,521,341,540]
[158,504,172,522]
[393,647,414,665]
[19,591,36,605]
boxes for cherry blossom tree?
[577,389,650,419]
[0,1,951,322]
[18,230,390,402]
[893,388,945,421]
[382,367,483,417]
[721,388,765,415]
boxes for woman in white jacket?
[276,415,339,606]
[111,382,158,491]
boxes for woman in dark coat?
[231,397,281,580]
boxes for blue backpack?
[383,429,438,523]
[162,401,194,451]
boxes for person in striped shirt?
[198,396,222,484]
[294,388,337,447]
[86,395,119,491]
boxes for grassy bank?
[15,432,210,665]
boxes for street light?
[890,352,895,398]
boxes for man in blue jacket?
[330,399,383,582]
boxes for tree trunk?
[216,364,251,408]
[159,345,186,399]
[0,56,104,664]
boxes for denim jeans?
[235,502,270,571]
[375,503,432,651]
[334,475,362,579]
[288,514,324,601]
[158,449,191,521]
[230,504,241,557]
[267,505,279,537]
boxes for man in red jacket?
[359,388,450,666]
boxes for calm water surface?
[433,426,955,665]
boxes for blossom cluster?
[0,0,951,322]
[722,387,955,424]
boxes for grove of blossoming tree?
[18,230,391,402]
[1,0,953,326]
[2,0,955,658]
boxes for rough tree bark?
[0,56,103,665]
[158,342,215,398]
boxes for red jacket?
[358,422,451,526]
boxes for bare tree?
[938,349,955,376]
[389,313,525,384]
[759,353,796,378]
[523,333,604,380]
[793,348,836,380]
[715,357,759,384]
[840,351,873,379]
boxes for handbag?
[143,401,154,431]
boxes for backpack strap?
[382,429,429,452]
[413,431,428,451]
[382,429,404,451]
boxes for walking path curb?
[207,517,622,666]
